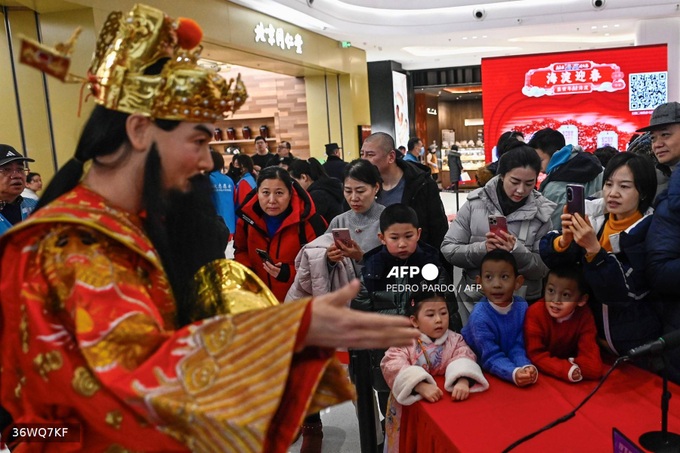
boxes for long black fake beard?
[141,144,230,328]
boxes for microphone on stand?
[626,330,680,359]
[626,329,680,452]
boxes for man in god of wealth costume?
[0,4,417,451]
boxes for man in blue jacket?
[208,150,236,236]
[643,102,680,384]
[528,128,603,228]
[0,145,37,236]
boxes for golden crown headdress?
[20,3,247,122]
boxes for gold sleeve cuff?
[192,259,279,321]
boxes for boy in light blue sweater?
[462,250,538,387]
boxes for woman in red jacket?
[235,166,327,301]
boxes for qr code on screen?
[629,72,668,111]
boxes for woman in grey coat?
[441,145,556,324]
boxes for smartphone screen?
[566,184,585,216]
[332,228,352,247]
[256,248,273,263]
[488,215,508,236]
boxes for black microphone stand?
[639,353,680,452]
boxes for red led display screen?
[481,44,668,161]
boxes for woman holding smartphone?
[286,159,385,301]
[234,166,326,301]
[441,145,556,324]
[539,152,661,356]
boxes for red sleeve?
[573,307,604,379]
[524,302,573,381]
[294,299,313,351]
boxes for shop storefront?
[0,0,370,181]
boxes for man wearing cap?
[0,5,417,452]
[644,101,680,385]
[637,101,680,194]
[0,145,37,235]
[322,142,347,180]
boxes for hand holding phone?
[256,248,273,264]
[566,184,585,217]
[332,228,352,248]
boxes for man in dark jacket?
[360,132,448,250]
[643,102,680,385]
[322,143,347,181]
[446,145,463,189]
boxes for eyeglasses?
[0,166,25,177]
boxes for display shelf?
[211,113,278,145]
[459,147,486,171]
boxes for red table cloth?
[400,362,680,452]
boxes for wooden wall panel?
[437,99,483,144]
[220,65,309,158]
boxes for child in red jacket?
[524,266,603,382]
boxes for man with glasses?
[0,145,36,235]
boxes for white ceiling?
[229,0,680,70]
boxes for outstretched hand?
[304,280,419,349]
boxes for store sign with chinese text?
[523,61,625,97]
[482,45,667,159]
[254,22,303,54]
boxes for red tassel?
[176,18,203,49]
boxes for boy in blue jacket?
[462,250,538,387]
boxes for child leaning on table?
[461,249,539,387]
[523,266,603,382]
[380,290,489,453]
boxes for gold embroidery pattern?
[14,375,26,399]
[20,304,29,353]
[201,319,235,356]
[132,301,353,453]
[33,351,63,381]
[105,410,123,430]
[81,313,161,371]
[180,357,219,395]
[72,366,101,397]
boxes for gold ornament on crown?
[19,3,247,122]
